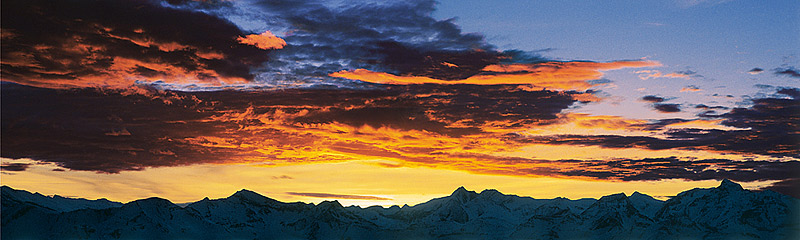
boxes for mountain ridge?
[3,180,799,239]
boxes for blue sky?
[2,0,798,203]
[434,0,799,119]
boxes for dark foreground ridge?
[2,180,799,239]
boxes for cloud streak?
[286,192,393,201]
[774,67,800,78]
[331,61,659,90]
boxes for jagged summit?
[451,186,469,195]
[597,193,628,201]
[449,186,478,203]
[479,189,501,194]
[2,183,798,240]
[317,200,343,209]
[230,189,267,200]
[718,178,744,191]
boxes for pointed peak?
[232,189,260,196]
[450,186,478,203]
[452,186,469,195]
[629,191,649,198]
[230,189,268,201]
[629,191,657,200]
[450,186,476,197]
[598,193,628,202]
[718,179,744,191]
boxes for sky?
[1,0,798,206]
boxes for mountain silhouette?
[2,180,798,239]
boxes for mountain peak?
[129,197,175,208]
[450,186,478,203]
[597,193,628,202]
[318,200,343,208]
[479,189,502,195]
[229,189,269,201]
[452,186,468,194]
[718,179,744,191]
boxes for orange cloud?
[1,1,271,90]
[330,60,660,91]
[237,31,287,50]
[174,104,770,180]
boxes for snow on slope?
[2,180,798,239]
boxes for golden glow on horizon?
[1,158,777,207]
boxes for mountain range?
[2,180,798,239]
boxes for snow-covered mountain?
[2,180,798,239]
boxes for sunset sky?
[2,0,798,206]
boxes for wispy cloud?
[522,88,800,158]
[774,67,800,78]
[675,0,733,8]
[636,70,701,80]
[680,85,702,92]
[286,192,393,201]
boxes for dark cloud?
[1,83,230,172]
[654,103,681,113]
[294,84,577,136]
[1,82,580,172]
[774,67,800,78]
[760,178,800,199]
[641,95,665,103]
[1,0,271,88]
[755,84,774,89]
[695,104,729,110]
[777,88,800,98]
[558,157,800,198]
[372,41,502,80]
[0,163,31,172]
[559,157,800,182]
[163,0,508,87]
[286,192,393,201]
[748,67,764,75]
[522,88,800,158]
